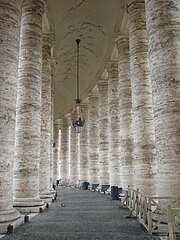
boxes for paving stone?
[2,186,160,240]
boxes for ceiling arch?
[47,0,126,119]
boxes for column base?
[50,188,57,198]
[40,192,54,203]
[60,180,69,186]
[0,208,23,234]
[68,183,79,188]
[13,198,45,213]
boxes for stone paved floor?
[2,186,160,240]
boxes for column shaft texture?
[98,80,109,185]
[116,35,134,190]
[39,33,54,201]
[88,92,99,185]
[145,0,180,196]
[107,62,121,187]
[53,120,61,183]
[60,115,70,185]
[51,57,56,188]
[13,0,45,212]
[70,127,80,185]
[79,103,89,182]
[50,108,54,188]
[126,0,156,194]
[0,0,22,232]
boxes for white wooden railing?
[167,206,180,240]
[119,186,180,238]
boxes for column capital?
[81,97,89,106]
[54,119,61,125]
[106,61,118,73]
[92,85,99,94]
[22,0,46,15]
[122,0,145,11]
[97,78,108,89]
[81,102,89,108]
[88,91,99,100]
[115,34,129,52]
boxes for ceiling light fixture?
[71,39,84,133]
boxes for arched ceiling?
[47,0,127,119]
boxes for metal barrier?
[120,186,180,238]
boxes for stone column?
[13,0,45,212]
[79,102,89,182]
[145,0,180,197]
[125,0,156,194]
[53,120,61,185]
[69,126,80,186]
[88,91,100,187]
[107,61,121,187]
[116,35,134,190]
[50,57,56,190]
[39,32,54,203]
[98,79,109,186]
[0,0,23,233]
[60,114,71,185]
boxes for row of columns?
[1,0,179,232]
[0,0,60,233]
[59,0,179,199]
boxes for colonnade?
[59,0,179,199]
[0,0,23,232]
[0,0,60,232]
[0,0,179,234]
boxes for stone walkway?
[2,186,160,240]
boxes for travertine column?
[145,0,180,197]
[39,32,54,202]
[98,79,109,185]
[107,61,121,187]
[116,35,134,190]
[88,91,100,185]
[60,114,71,185]
[79,102,89,182]
[53,120,61,184]
[69,127,80,186]
[125,0,156,194]
[0,0,23,232]
[13,0,45,212]
[50,57,56,189]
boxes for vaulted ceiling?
[46,0,127,119]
